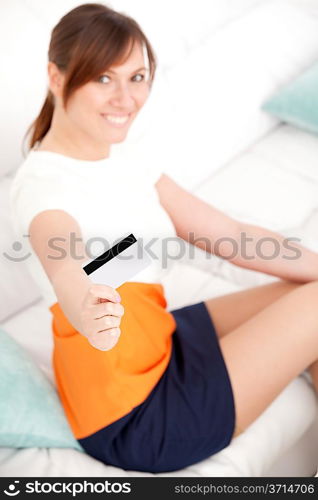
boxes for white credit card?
[81,233,152,290]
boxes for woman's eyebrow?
[105,66,147,75]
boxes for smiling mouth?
[101,113,131,126]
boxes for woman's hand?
[79,284,124,351]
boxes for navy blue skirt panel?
[78,301,236,473]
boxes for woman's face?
[58,41,151,148]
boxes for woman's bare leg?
[203,279,318,436]
[204,279,302,339]
[208,280,318,435]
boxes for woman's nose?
[109,82,134,108]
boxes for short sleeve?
[9,167,76,238]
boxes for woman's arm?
[155,174,318,283]
[29,209,94,333]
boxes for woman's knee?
[303,280,318,311]
[283,279,318,293]
[287,280,318,313]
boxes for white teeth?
[103,114,129,124]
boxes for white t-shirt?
[9,147,180,308]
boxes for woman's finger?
[83,284,121,307]
[93,301,125,319]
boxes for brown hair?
[24,3,157,153]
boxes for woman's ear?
[47,61,65,99]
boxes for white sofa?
[1,0,318,476]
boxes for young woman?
[10,3,318,474]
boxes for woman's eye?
[98,75,110,84]
[97,73,144,84]
[132,73,144,82]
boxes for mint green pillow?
[262,60,318,134]
[0,328,84,451]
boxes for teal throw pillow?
[262,60,318,134]
[0,327,84,451]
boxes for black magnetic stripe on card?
[83,233,137,275]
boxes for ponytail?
[23,90,54,155]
